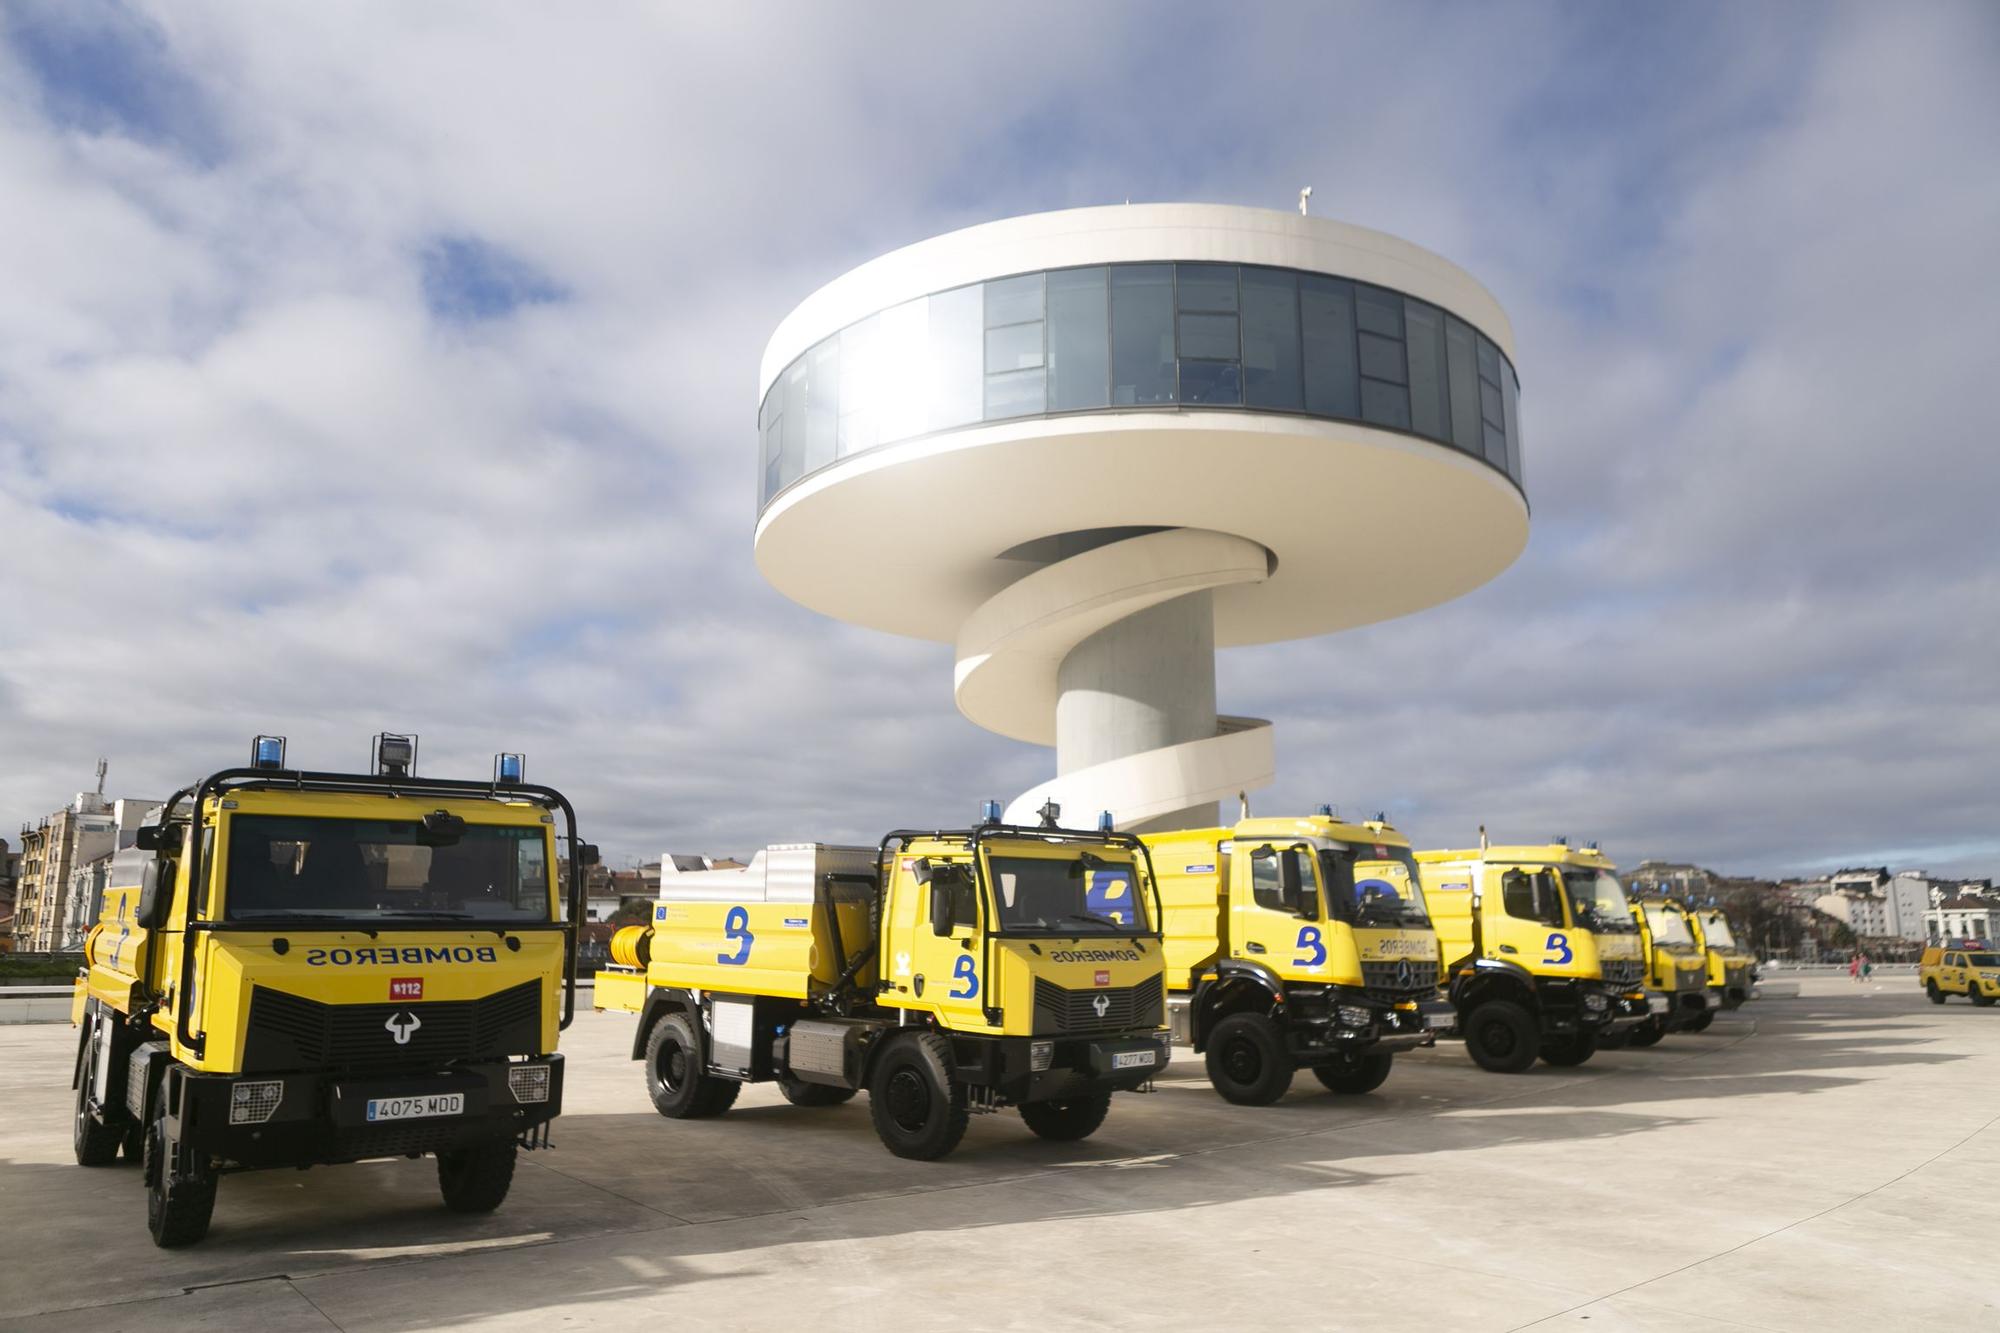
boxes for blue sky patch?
[419,236,565,324]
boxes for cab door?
[890,854,987,1026]
[1483,866,1576,973]
[1948,953,1968,993]
[1229,844,1324,979]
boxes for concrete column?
[1055,589,1219,831]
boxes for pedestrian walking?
[1862,955,1873,981]
[1849,954,1861,981]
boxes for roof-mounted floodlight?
[251,735,287,771]
[1037,799,1061,830]
[980,799,1003,826]
[374,732,417,777]
[495,753,525,785]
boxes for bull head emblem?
[386,1012,422,1045]
[1092,993,1111,1019]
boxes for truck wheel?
[1464,1001,1539,1073]
[72,1034,123,1167]
[1312,1051,1393,1094]
[144,1106,216,1248]
[1926,980,1945,1004]
[1972,987,1995,1009]
[1018,1093,1111,1141]
[867,1031,969,1160]
[778,1075,857,1108]
[1688,1011,1715,1032]
[437,1140,518,1213]
[1626,1017,1665,1048]
[1539,1034,1595,1067]
[645,1013,739,1118]
[1203,1012,1294,1105]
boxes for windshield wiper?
[1058,911,1125,931]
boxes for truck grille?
[1601,959,1643,988]
[1360,959,1439,1002]
[242,981,542,1072]
[1032,975,1164,1035]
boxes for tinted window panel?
[1360,377,1411,430]
[780,362,807,493]
[1301,275,1359,418]
[1048,267,1109,411]
[985,321,1044,372]
[804,337,839,474]
[1480,380,1505,429]
[1179,360,1242,405]
[1357,284,1404,337]
[1445,315,1481,453]
[1112,265,1176,405]
[928,284,983,429]
[1178,313,1239,361]
[985,273,1043,328]
[876,297,929,443]
[1477,334,1502,384]
[1241,267,1301,411]
[1176,263,1238,312]
[985,367,1046,420]
[1358,331,1406,384]
[1404,300,1448,442]
[1483,422,1507,467]
[837,314,880,458]
[1502,366,1523,485]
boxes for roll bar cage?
[152,767,591,1058]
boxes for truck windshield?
[1562,869,1639,933]
[223,815,552,923]
[1321,846,1430,927]
[987,854,1151,935]
[1967,953,2000,968]
[1642,904,1695,946]
[1700,913,1738,948]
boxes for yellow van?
[1919,946,2000,1005]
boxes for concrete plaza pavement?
[0,976,1993,1332]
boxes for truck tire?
[144,1104,216,1248]
[1463,1000,1539,1073]
[778,1075,857,1108]
[1626,1017,1665,1048]
[72,1030,123,1167]
[1971,986,1995,1008]
[1539,1033,1595,1067]
[867,1031,969,1160]
[645,1013,740,1119]
[1688,1011,1715,1032]
[1312,1051,1393,1094]
[1926,980,1945,1004]
[1018,1093,1111,1141]
[1203,1012,1294,1105]
[437,1139,518,1213]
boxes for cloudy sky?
[1,2,1994,880]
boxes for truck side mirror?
[419,810,466,846]
[135,859,171,929]
[929,882,956,937]
[580,843,601,867]
[135,824,168,852]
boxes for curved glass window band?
[760,262,1523,511]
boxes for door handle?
[1245,942,1267,954]
[1497,944,1517,954]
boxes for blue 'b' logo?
[950,953,979,999]
[1294,925,1327,968]
[1543,932,1573,965]
[719,907,753,965]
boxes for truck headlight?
[1337,1005,1374,1029]
[508,1064,551,1104]
[1030,1040,1054,1072]
[1583,991,1609,1012]
[229,1080,283,1124]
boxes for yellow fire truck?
[597,804,1169,1160]
[1417,839,1650,1071]
[1140,810,1443,1104]
[1624,895,1712,1045]
[1689,905,1755,1012]
[68,735,591,1246]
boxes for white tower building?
[755,204,1527,830]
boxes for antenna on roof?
[1298,186,1313,216]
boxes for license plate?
[1112,1050,1156,1070]
[1424,1012,1454,1029]
[1647,995,1670,1014]
[365,1093,465,1122]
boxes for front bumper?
[972,1032,1170,1103]
[1598,990,1653,1032]
[1284,995,1438,1062]
[169,1056,564,1168]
